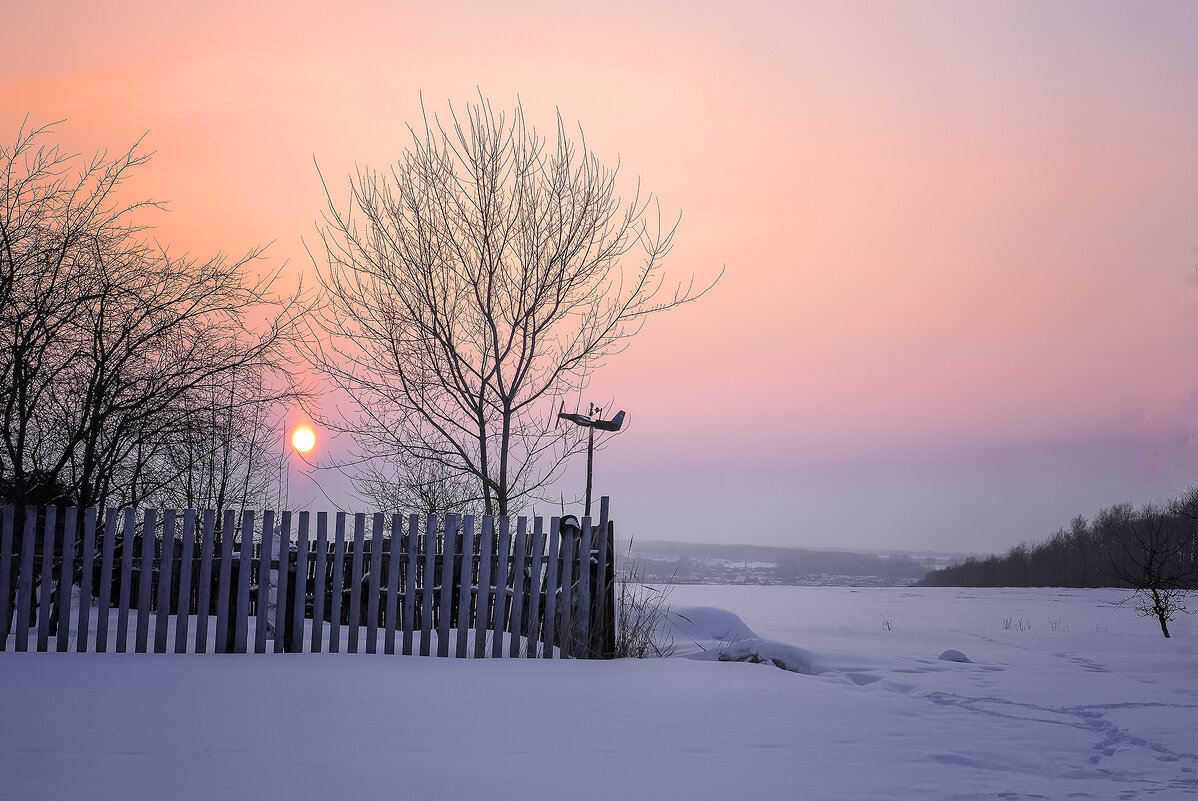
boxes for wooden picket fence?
[0,498,615,658]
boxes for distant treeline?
[919,492,1198,589]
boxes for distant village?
[620,540,967,587]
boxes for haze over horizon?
[4,2,1197,554]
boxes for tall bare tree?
[307,96,717,516]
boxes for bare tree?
[352,449,482,516]
[1109,503,1196,638]
[0,119,301,514]
[0,118,148,510]
[307,96,717,516]
[151,363,286,513]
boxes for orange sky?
[5,1,1198,551]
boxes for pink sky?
[5,2,1197,551]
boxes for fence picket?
[215,510,237,653]
[328,513,345,653]
[15,507,36,652]
[291,512,310,653]
[595,498,613,659]
[347,513,365,653]
[95,510,116,652]
[0,506,14,651]
[174,510,195,653]
[524,519,543,656]
[135,509,157,652]
[37,506,56,652]
[508,516,527,657]
[254,511,275,654]
[474,516,494,659]
[402,514,418,656]
[154,509,176,653]
[273,512,291,653]
[55,507,77,652]
[575,518,593,659]
[557,522,575,660]
[384,514,402,655]
[490,516,511,658]
[366,513,383,654]
[115,510,136,653]
[195,510,216,653]
[76,507,97,652]
[419,514,436,656]
[235,511,254,654]
[524,517,545,658]
[454,515,474,659]
[541,517,560,658]
[436,514,458,657]
[311,512,328,653]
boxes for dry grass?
[614,539,677,659]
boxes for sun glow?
[291,426,316,453]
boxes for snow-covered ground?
[2,586,1195,800]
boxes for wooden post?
[557,521,576,660]
[273,512,291,653]
[290,512,310,653]
[419,514,436,656]
[454,515,474,658]
[254,511,275,654]
[402,514,418,655]
[55,507,76,652]
[508,516,528,657]
[436,514,458,657]
[473,516,493,659]
[575,517,593,658]
[490,516,512,658]
[14,506,36,652]
[76,507,97,653]
[328,512,346,653]
[347,513,365,653]
[601,520,616,659]
[310,512,328,653]
[215,510,238,653]
[172,510,195,653]
[594,497,613,659]
[541,517,560,659]
[524,517,545,658]
[384,514,402,655]
[95,509,117,653]
[0,505,12,651]
[135,508,155,653]
[234,510,254,654]
[37,506,56,652]
[194,510,216,653]
[115,509,136,653]
[153,509,176,653]
[366,513,383,654]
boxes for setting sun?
[291,426,315,453]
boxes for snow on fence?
[0,498,615,658]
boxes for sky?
[3,1,1197,553]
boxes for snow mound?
[937,649,972,663]
[716,638,819,675]
[655,606,821,675]
[660,606,758,645]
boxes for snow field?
[1,586,1195,800]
